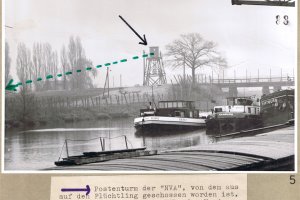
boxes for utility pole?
[183,54,186,84]
[143,50,146,85]
[120,74,122,87]
[234,70,236,83]
[102,67,110,97]
[107,68,110,96]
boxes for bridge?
[199,76,294,96]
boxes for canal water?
[4,118,216,170]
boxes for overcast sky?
[5,0,297,87]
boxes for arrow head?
[5,79,19,91]
[7,79,13,86]
[138,34,147,46]
[86,185,90,195]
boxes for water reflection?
[137,129,216,151]
[5,118,215,170]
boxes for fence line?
[5,92,167,112]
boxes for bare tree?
[16,43,35,121]
[166,33,227,85]
[85,58,96,88]
[5,42,12,85]
[43,43,52,90]
[60,45,69,90]
[36,43,58,90]
[32,42,59,91]
[51,51,58,90]
[68,36,77,89]
[32,42,44,91]
[67,36,96,89]
[17,43,32,84]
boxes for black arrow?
[61,185,91,195]
[119,15,147,46]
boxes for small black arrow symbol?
[61,185,91,195]
[119,15,147,46]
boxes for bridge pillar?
[273,86,281,91]
[228,87,238,97]
[262,86,270,95]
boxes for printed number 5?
[290,175,296,184]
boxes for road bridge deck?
[201,77,294,88]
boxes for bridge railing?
[208,76,294,84]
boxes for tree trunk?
[192,67,196,86]
[63,76,66,90]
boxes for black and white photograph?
[3,0,297,171]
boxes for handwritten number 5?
[290,175,296,184]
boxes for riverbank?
[5,84,226,129]
[5,106,136,129]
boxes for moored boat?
[134,100,206,131]
[206,97,262,133]
[260,89,294,126]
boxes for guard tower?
[143,47,167,86]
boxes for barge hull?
[134,116,205,131]
[206,117,262,134]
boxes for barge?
[260,89,294,126]
[206,97,262,133]
[134,100,206,131]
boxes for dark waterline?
[4,118,215,170]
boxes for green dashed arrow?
[9,52,154,91]
[46,75,53,79]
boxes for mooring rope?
[57,141,66,161]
